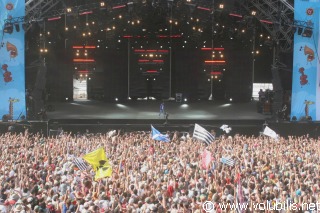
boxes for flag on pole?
[263,126,279,140]
[83,147,112,180]
[220,156,235,166]
[236,174,247,213]
[151,125,170,142]
[193,123,215,145]
[73,157,89,171]
[201,150,213,169]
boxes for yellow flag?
[83,147,112,180]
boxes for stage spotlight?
[297,27,303,35]
[184,98,187,102]
[3,23,13,34]
[115,97,118,101]
[229,98,233,102]
[14,23,20,32]
[302,27,313,38]
[100,1,106,7]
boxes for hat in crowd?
[296,189,301,196]
[14,204,24,212]
[16,200,23,205]
[84,203,89,209]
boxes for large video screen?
[0,0,26,120]
[291,1,320,121]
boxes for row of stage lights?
[42,3,271,48]
[140,54,163,58]
[75,49,90,54]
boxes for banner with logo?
[0,1,26,120]
[291,1,320,120]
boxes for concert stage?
[47,100,268,120]
[0,100,318,137]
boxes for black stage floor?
[1,100,318,137]
[47,100,268,120]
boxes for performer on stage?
[159,102,165,118]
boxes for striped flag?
[220,156,235,166]
[193,123,215,145]
[73,157,89,171]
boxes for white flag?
[263,126,278,140]
[220,124,232,133]
[193,124,215,145]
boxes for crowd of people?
[0,129,319,213]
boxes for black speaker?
[2,114,9,122]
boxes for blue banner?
[292,1,320,121]
[0,0,25,120]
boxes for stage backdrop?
[0,0,25,120]
[291,1,320,121]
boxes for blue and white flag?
[151,125,170,142]
[220,157,235,166]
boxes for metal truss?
[239,0,294,53]
[25,0,65,30]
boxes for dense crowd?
[0,130,319,213]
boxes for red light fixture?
[210,71,222,75]
[79,11,93,15]
[73,59,95,62]
[201,48,225,51]
[152,60,164,63]
[138,59,149,63]
[197,6,212,11]
[205,60,226,64]
[73,46,96,49]
[229,13,243,18]
[112,5,126,9]
[48,16,61,21]
[260,19,273,24]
